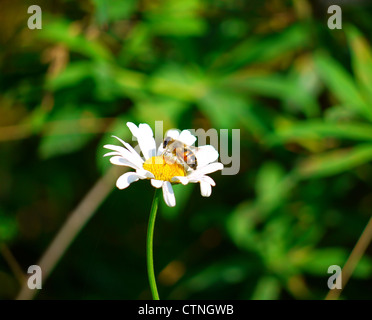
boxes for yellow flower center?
[143,156,186,182]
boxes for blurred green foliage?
[0,0,372,299]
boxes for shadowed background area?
[1,0,372,299]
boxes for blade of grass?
[347,26,372,106]
[314,52,372,122]
[0,244,26,286]
[297,144,372,179]
[325,217,372,300]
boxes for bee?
[162,137,198,170]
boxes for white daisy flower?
[103,122,224,207]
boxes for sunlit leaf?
[300,248,372,278]
[255,162,296,214]
[226,73,320,118]
[347,25,372,106]
[314,52,372,121]
[198,88,268,136]
[212,24,309,71]
[92,0,137,25]
[0,211,17,242]
[39,106,98,159]
[251,276,281,300]
[297,144,372,178]
[270,120,372,145]
[39,18,113,62]
[145,0,206,36]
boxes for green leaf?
[346,26,372,106]
[198,89,268,136]
[118,23,152,65]
[39,106,97,159]
[0,212,17,242]
[92,0,137,25]
[353,255,372,279]
[270,120,372,145]
[226,202,259,251]
[300,248,372,278]
[314,52,372,121]
[251,276,281,300]
[145,0,207,36]
[227,73,320,118]
[46,61,93,91]
[134,98,191,131]
[39,18,113,62]
[149,64,206,102]
[213,24,309,72]
[255,162,295,214]
[324,105,360,122]
[299,248,346,276]
[297,144,372,178]
[25,106,50,134]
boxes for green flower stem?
[147,188,160,300]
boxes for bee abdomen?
[184,149,197,169]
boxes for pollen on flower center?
[143,156,186,182]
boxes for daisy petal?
[116,172,142,189]
[171,176,189,185]
[200,181,212,197]
[103,144,127,154]
[165,129,180,140]
[201,175,216,186]
[151,179,163,188]
[139,123,155,137]
[162,181,176,207]
[137,169,155,179]
[103,151,121,157]
[104,144,144,169]
[127,122,157,160]
[126,122,139,136]
[109,156,141,170]
[112,135,144,164]
[187,174,216,185]
[195,145,219,168]
[178,130,197,146]
[195,162,224,175]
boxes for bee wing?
[188,145,200,152]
